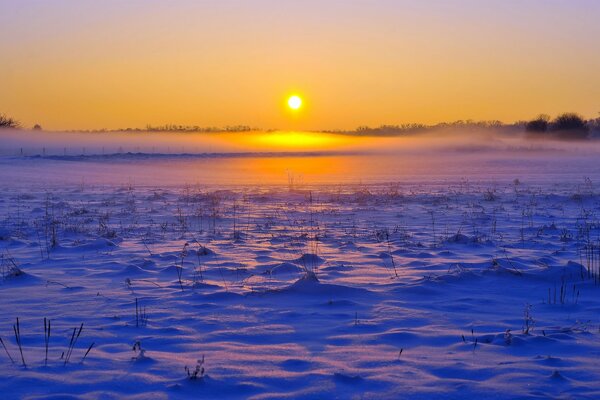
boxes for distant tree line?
[335,115,600,140]
[350,123,428,136]
[0,114,254,133]
[143,124,255,133]
[525,113,593,140]
[331,120,509,136]
[64,125,256,134]
[2,110,600,140]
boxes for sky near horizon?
[1,0,599,131]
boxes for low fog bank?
[0,129,251,156]
[1,128,600,158]
[1,127,600,188]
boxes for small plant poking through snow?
[185,355,205,380]
[63,323,84,366]
[44,318,51,366]
[375,228,399,278]
[177,242,189,291]
[1,251,23,280]
[504,329,513,345]
[13,318,26,367]
[132,341,146,360]
[461,328,478,351]
[523,303,535,335]
[135,298,148,328]
[483,188,497,201]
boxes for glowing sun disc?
[288,95,302,110]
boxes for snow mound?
[270,262,303,275]
[445,233,471,244]
[192,246,216,257]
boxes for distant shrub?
[32,124,43,131]
[525,114,549,133]
[550,113,588,139]
[588,117,600,138]
[0,113,19,129]
[525,113,590,140]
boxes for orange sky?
[1,1,599,130]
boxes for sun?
[287,95,303,110]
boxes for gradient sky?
[1,0,599,130]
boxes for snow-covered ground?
[1,149,600,399]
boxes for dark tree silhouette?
[550,113,588,139]
[525,114,550,133]
[588,114,600,137]
[0,113,19,129]
[33,124,43,131]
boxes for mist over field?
[1,128,599,188]
[3,126,599,154]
